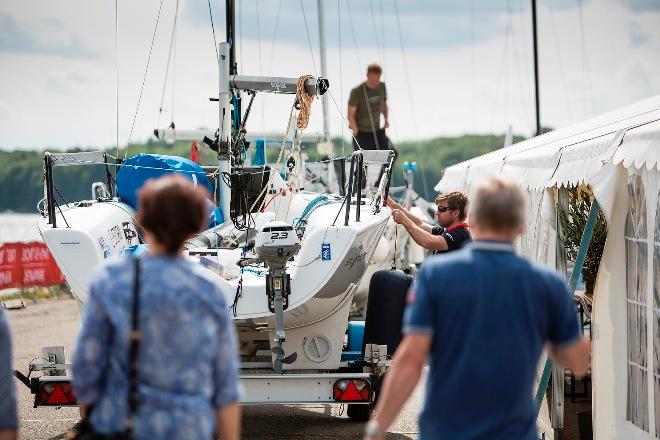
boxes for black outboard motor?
[362,269,412,358]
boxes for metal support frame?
[154,128,324,144]
[535,198,601,415]
[551,188,570,439]
[44,153,56,228]
[355,152,363,222]
[383,153,396,207]
[344,156,356,226]
[336,157,346,196]
[218,42,232,223]
[229,75,328,96]
[102,153,114,197]
[271,268,287,344]
[226,0,237,76]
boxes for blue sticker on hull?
[321,243,331,261]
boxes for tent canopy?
[436,95,660,193]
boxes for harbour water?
[0,213,42,244]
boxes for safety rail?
[42,151,120,229]
[342,149,396,227]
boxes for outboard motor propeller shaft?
[255,221,301,374]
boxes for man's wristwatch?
[364,420,383,437]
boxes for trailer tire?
[347,401,373,421]
[347,372,385,422]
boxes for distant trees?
[0,133,521,212]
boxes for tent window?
[625,174,649,432]
[655,188,660,438]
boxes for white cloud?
[0,0,658,150]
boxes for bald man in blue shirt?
[364,177,590,440]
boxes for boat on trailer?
[20,41,399,421]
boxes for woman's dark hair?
[136,174,210,255]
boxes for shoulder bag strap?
[126,258,141,433]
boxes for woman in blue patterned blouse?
[72,175,241,439]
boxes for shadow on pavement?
[43,405,416,440]
[242,405,415,439]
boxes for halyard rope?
[296,75,315,130]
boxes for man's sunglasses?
[437,206,453,213]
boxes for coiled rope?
[296,75,315,129]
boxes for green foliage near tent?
[557,187,608,294]
[0,133,521,213]
[387,134,524,198]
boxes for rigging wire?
[577,0,594,119]
[115,0,119,161]
[487,7,512,136]
[470,0,475,139]
[299,0,319,76]
[171,13,177,125]
[547,0,574,122]
[256,0,266,131]
[337,0,345,156]
[207,0,219,61]
[239,0,243,68]
[504,1,512,125]
[158,0,181,130]
[393,0,430,201]
[368,0,383,63]
[509,0,535,136]
[126,0,166,156]
[345,0,363,72]
[379,0,387,65]
[326,90,364,150]
[266,0,283,74]
[512,0,536,136]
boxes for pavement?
[7,298,423,439]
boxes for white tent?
[436,95,660,439]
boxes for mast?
[531,0,541,136]
[218,42,232,223]
[226,0,237,75]
[317,0,331,147]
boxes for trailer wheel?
[347,402,373,421]
[347,372,385,422]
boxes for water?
[0,213,43,244]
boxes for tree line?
[0,134,521,213]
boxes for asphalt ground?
[7,298,423,439]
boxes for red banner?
[0,242,65,290]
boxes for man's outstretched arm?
[392,211,449,251]
[386,198,433,233]
[365,333,431,439]
[551,337,590,378]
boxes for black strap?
[127,258,141,432]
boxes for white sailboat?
[38,33,397,387]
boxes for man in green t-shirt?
[347,63,390,151]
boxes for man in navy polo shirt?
[365,177,590,440]
[387,191,471,254]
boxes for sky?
[0,0,659,150]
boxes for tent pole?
[531,0,541,136]
[535,198,600,415]
[550,188,570,439]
